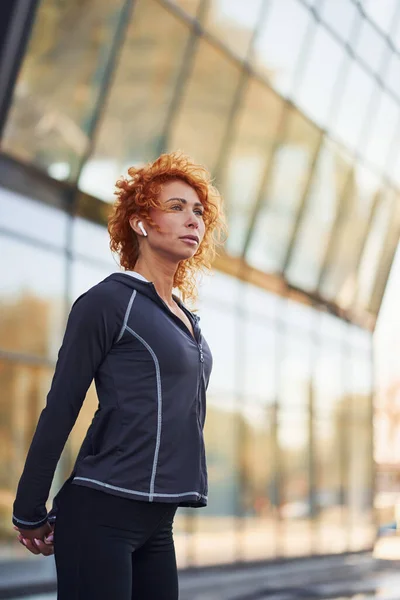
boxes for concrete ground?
[3,539,400,599]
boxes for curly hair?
[108,151,226,302]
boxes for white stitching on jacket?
[116,290,137,342]
[125,326,162,502]
[73,477,208,501]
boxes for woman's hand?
[14,523,54,556]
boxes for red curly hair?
[108,151,226,302]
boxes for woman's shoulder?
[72,277,130,313]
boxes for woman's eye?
[195,210,204,217]
[171,205,182,211]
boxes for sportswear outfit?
[12,271,212,599]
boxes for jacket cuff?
[12,513,48,530]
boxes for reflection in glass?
[72,217,117,266]
[369,196,400,314]
[243,318,276,403]
[70,261,115,304]
[362,0,399,34]
[318,0,360,44]
[247,107,320,273]
[293,27,345,127]
[167,39,240,171]
[354,16,388,75]
[197,270,239,309]
[384,53,400,101]
[79,0,190,201]
[193,400,239,565]
[2,0,126,180]
[0,236,65,359]
[204,0,264,59]
[219,80,284,256]
[320,166,380,307]
[252,0,312,96]
[363,93,400,172]
[0,188,67,249]
[331,60,375,151]
[278,411,312,557]
[240,404,277,561]
[199,304,236,395]
[314,343,343,417]
[169,0,201,16]
[314,418,346,554]
[356,189,394,310]
[278,329,312,409]
[347,422,374,551]
[0,361,53,554]
[286,140,352,291]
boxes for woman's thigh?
[54,484,177,600]
[131,506,179,600]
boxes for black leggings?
[54,483,179,600]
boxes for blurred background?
[2,0,400,597]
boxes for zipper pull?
[198,343,204,363]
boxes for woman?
[12,151,225,599]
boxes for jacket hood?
[103,272,199,320]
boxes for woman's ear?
[129,217,147,237]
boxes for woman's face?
[144,179,206,261]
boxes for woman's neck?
[133,256,177,307]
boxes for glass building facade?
[1,0,399,566]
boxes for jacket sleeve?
[12,285,120,530]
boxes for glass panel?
[79,0,190,201]
[314,342,343,418]
[219,80,285,256]
[167,39,241,172]
[204,0,264,59]
[2,0,126,181]
[197,270,240,310]
[278,329,312,409]
[239,404,277,561]
[320,311,346,344]
[354,16,388,74]
[293,26,346,127]
[284,298,314,332]
[0,187,68,249]
[362,0,399,33]
[0,360,53,559]
[70,260,115,303]
[286,140,352,291]
[384,52,400,100]
[364,92,400,172]
[318,0,360,44]
[279,411,312,557]
[320,166,380,306]
[243,280,279,320]
[243,318,277,404]
[350,352,372,421]
[355,189,395,310]
[192,399,239,565]
[0,236,65,359]
[72,218,117,266]
[314,418,346,554]
[247,107,321,273]
[252,0,312,96]
[169,0,202,16]
[332,60,376,151]
[199,304,236,395]
[343,326,374,551]
[347,421,374,550]
[369,195,400,315]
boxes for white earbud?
[138,221,147,237]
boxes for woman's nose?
[187,215,199,228]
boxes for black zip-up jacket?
[12,273,212,530]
